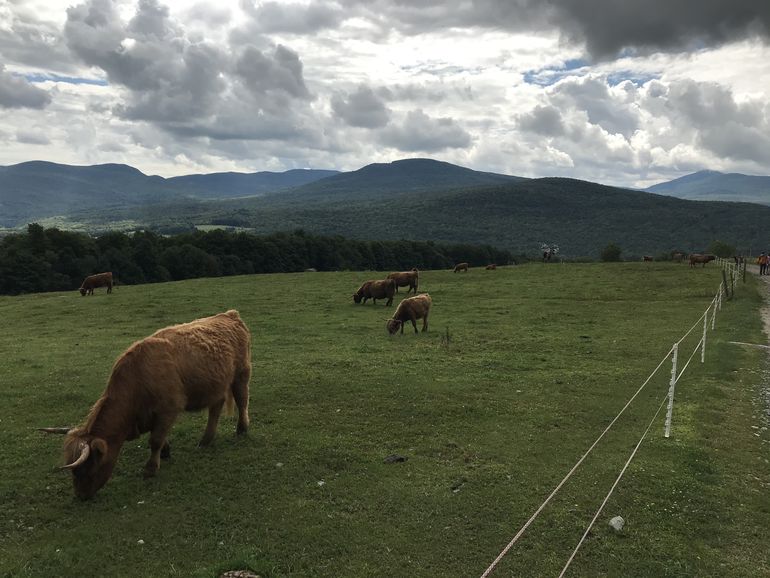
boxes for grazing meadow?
[1,263,768,577]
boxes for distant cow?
[672,252,685,263]
[453,262,469,273]
[79,272,113,296]
[40,310,251,499]
[485,264,497,270]
[387,269,419,294]
[353,279,396,306]
[387,293,432,335]
[689,254,716,268]
[642,256,653,262]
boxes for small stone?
[609,516,625,532]
[317,480,325,486]
[137,539,145,545]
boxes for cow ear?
[90,438,109,463]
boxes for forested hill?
[0,161,338,226]
[646,170,770,205]
[80,176,766,258]
[267,158,526,203]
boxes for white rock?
[137,539,145,545]
[609,516,625,532]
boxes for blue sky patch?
[23,72,108,86]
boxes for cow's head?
[353,293,362,304]
[42,427,117,499]
[79,287,87,296]
[386,319,402,335]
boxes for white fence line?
[480,273,733,577]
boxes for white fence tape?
[481,272,732,577]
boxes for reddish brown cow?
[387,269,419,294]
[353,279,396,306]
[485,264,497,270]
[387,293,432,335]
[41,310,251,499]
[689,254,716,268]
[642,256,653,262]
[453,262,469,273]
[79,272,113,296]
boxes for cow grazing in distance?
[689,254,716,268]
[642,256,653,262]
[40,310,251,499]
[353,279,396,306]
[672,252,685,263]
[79,272,113,296]
[453,262,469,273]
[387,293,432,335]
[387,269,419,294]
[485,264,497,270]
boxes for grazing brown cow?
[387,269,419,294]
[41,310,251,499]
[453,262,469,273]
[672,252,685,263]
[353,279,396,306]
[485,264,497,270]
[79,272,113,296]
[642,256,653,262]
[387,293,432,335]
[689,254,716,268]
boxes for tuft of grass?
[0,263,768,577]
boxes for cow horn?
[38,427,73,434]
[61,442,91,470]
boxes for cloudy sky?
[1,0,769,187]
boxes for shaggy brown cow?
[387,269,419,294]
[79,272,113,296]
[353,279,396,306]
[41,310,251,499]
[485,264,497,270]
[453,262,469,273]
[642,256,653,262]
[689,254,716,268]
[387,293,432,335]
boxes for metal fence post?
[664,343,679,438]
[711,296,717,330]
[701,308,708,363]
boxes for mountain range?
[1,158,769,256]
[645,170,770,205]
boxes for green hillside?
[1,265,767,577]
[647,170,770,204]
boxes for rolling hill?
[0,161,338,226]
[646,170,770,205]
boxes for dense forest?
[0,224,517,295]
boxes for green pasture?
[1,263,768,577]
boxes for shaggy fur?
[689,254,716,267]
[386,269,419,294]
[59,310,251,499]
[79,272,113,296]
[387,293,432,335]
[453,262,469,273]
[353,279,396,306]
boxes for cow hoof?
[143,466,158,479]
[160,445,171,460]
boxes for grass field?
[1,263,768,577]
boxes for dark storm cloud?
[379,109,471,152]
[0,65,52,109]
[340,0,770,59]
[235,44,311,99]
[331,85,391,128]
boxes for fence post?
[664,343,679,438]
[711,296,717,330]
[701,307,708,363]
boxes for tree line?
[0,224,518,295]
